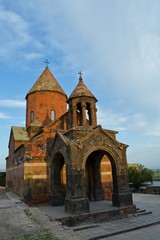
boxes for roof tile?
[68,76,97,101]
[26,67,66,97]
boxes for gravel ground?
[1,187,160,240]
[0,187,81,240]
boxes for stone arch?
[82,146,120,169]
[82,146,127,206]
[50,151,66,206]
[84,149,118,203]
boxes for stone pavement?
[0,188,160,240]
[39,193,160,240]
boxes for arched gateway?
[49,74,133,213]
[49,125,133,213]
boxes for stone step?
[72,223,99,231]
[135,208,152,216]
[56,205,135,227]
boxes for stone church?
[6,66,133,213]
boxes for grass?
[11,232,58,240]
[14,209,59,240]
[24,209,32,217]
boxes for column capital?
[81,102,86,108]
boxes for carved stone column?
[81,102,86,126]
[90,104,97,126]
[112,163,133,207]
[65,168,89,213]
[72,105,77,127]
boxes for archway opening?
[51,152,66,205]
[86,102,91,125]
[85,150,117,202]
[76,102,82,125]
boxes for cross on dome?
[44,59,50,67]
[78,71,83,81]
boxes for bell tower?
[67,72,97,128]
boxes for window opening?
[30,111,34,122]
[51,109,55,121]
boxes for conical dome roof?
[26,67,66,97]
[68,74,97,101]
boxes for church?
[6,66,133,213]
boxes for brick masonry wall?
[101,156,113,200]
[26,91,67,127]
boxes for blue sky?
[0,0,160,169]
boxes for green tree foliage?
[152,169,160,180]
[128,165,154,190]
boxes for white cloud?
[97,106,146,131]
[0,100,26,108]
[0,5,44,61]
[0,112,9,119]
[24,52,43,61]
[57,1,160,113]
[97,105,160,137]
[146,123,160,137]
[97,107,128,131]
[128,143,160,169]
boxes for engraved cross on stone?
[44,60,50,67]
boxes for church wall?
[26,91,67,127]
[6,145,25,196]
[23,138,48,204]
[22,120,68,205]
[23,158,49,205]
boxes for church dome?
[26,67,66,98]
[25,66,67,128]
[68,73,97,102]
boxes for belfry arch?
[75,101,95,126]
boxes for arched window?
[30,111,34,122]
[51,109,55,121]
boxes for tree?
[141,167,154,183]
[128,164,154,190]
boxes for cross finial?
[44,59,50,67]
[78,71,83,81]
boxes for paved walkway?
[39,193,160,240]
[0,188,160,239]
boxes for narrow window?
[76,103,82,125]
[30,111,34,122]
[86,103,91,125]
[51,109,55,121]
